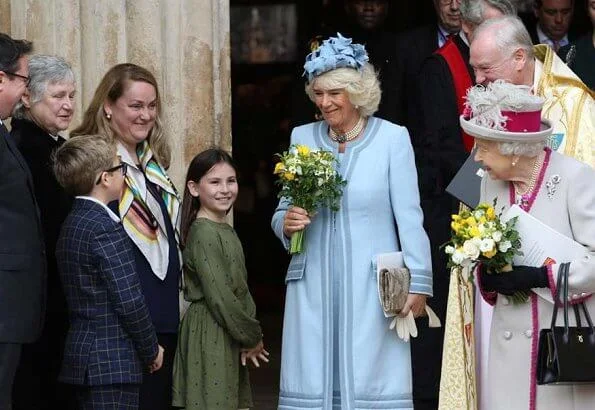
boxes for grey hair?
[12,54,75,119]
[474,15,534,59]
[304,63,381,118]
[460,0,517,25]
[498,141,545,157]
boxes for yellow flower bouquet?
[443,202,527,303]
[274,144,346,254]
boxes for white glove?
[389,306,441,342]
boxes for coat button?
[524,329,532,338]
[502,297,510,305]
[503,331,512,340]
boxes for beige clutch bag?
[376,252,409,317]
[379,266,411,316]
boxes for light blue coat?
[272,117,433,409]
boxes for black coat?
[12,118,73,299]
[11,118,74,410]
[0,122,46,343]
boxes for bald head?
[470,16,535,86]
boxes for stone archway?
[0,0,231,186]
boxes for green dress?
[172,218,262,409]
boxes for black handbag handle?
[549,262,567,330]
[550,262,595,343]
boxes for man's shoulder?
[396,24,435,45]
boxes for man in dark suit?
[0,33,46,409]
[412,1,516,408]
[394,0,462,141]
[528,0,575,50]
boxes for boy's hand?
[149,344,164,373]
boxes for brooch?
[545,174,561,200]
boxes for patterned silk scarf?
[118,141,181,280]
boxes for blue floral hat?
[303,33,369,82]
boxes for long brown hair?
[71,63,171,168]
[179,148,238,248]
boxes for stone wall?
[0,0,231,187]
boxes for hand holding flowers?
[274,144,346,254]
[443,202,527,303]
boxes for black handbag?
[536,262,595,384]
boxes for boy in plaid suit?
[53,134,164,409]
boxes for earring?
[105,112,112,120]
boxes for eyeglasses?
[95,162,128,185]
[4,71,31,87]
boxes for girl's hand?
[398,294,427,318]
[283,206,311,238]
[241,340,270,367]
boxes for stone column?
[0,0,231,187]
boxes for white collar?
[459,31,469,46]
[75,196,121,222]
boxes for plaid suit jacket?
[56,198,158,386]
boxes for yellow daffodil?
[486,207,495,220]
[297,145,310,156]
[452,214,461,221]
[482,248,497,258]
[283,172,295,181]
[274,162,285,174]
[469,226,481,238]
[465,217,477,226]
[451,222,461,232]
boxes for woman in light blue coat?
[271,34,433,410]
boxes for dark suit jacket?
[56,199,158,386]
[0,122,46,343]
[394,23,440,146]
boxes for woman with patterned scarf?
[71,63,181,410]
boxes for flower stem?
[290,230,305,254]
[511,290,530,304]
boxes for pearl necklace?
[513,152,543,196]
[329,116,366,143]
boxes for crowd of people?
[0,0,594,409]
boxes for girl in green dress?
[172,149,269,410]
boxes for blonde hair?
[304,63,381,118]
[71,63,171,168]
[53,134,116,196]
